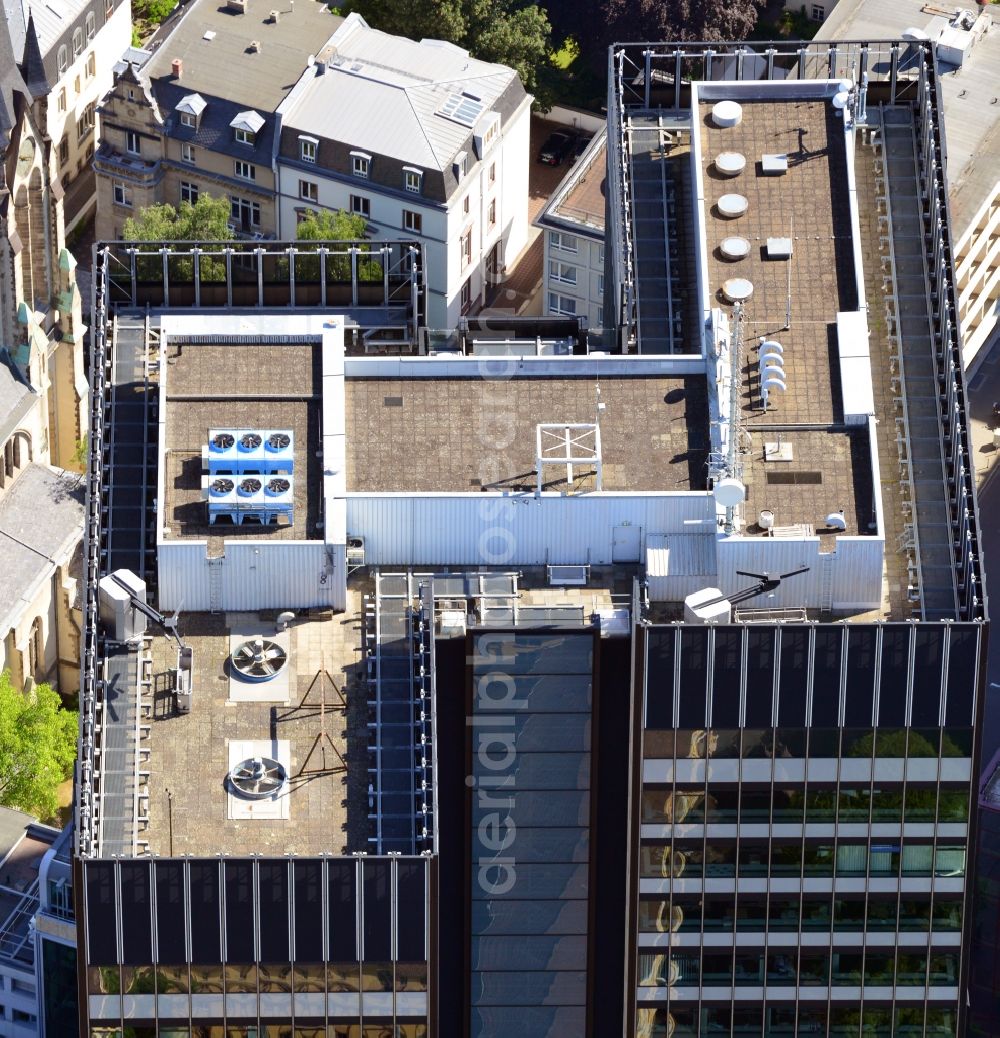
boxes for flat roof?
[162,339,322,546]
[344,376,709,493]
[818,0,1000,231]
[141,604,359,857]
[143,0,341,109]
[536,132,607,236]
[693,98,886,543]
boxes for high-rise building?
[75,33,985,1038]
[606,39,987,1038]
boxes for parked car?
[570,134,593,163]
[538,131,575,166]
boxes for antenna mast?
[725,302,745,534]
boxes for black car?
[538,131,575,166]
[570,134,594,163]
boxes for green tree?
[345,0,552,96]
[0,672,77,821]
[123,194,233,243]
[124,194,233,281]
[295,208,368,242]
[295,209,383,281]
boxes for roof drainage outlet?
[229,756,288,799]
[230,637,288,681]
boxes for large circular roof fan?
[266,478,291,495]
[267,432,291,450]
[231,637,288,681]
[239,432,263,450]
[211,477,235,494]
[229,756,288,800]
[238,477,262,495]
[212,432,235,450]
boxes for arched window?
[86,11,95,39]
[57,44,68,74]
[73,27,83,58]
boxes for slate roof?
[142,0,342,110]
[0,465,85,637]
[0,358,35,445]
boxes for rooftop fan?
[267,432,291,450]
[266,478,291,494]
[212,432,235,450]
[211,477,235,494]
[238,477,262,495]
[239,432,263,450]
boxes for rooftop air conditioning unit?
[249,39,262,53]
[236,431,265,473]
[263,430,294,474]
[205,429,238,474]
[270,8,279,20]
[263,477,294,520]
[226,0,247,12]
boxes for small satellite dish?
[714,477,746,507]
[824,511,847,530]
[832,91,850,110]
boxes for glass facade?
[633,621,981,1037]
[468,631,595,1037]
[82,857,429,1035]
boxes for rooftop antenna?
[723,303,746,534]
[784,215,793,331]
[695,566,811,609]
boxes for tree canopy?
[295,208,368,241]
[345,0,552,96]
[294,208,382,280]
[601,0,765,48]
[0,672,77,821]
[123,194,234,243]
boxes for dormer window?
[403,167,422,194]
[473,111,500,159]
[176,93,207,130]
[231,110,264,147]
[453,150,468,181]
[57,45,68,75]
[86,11,95,39]
[299,135,318,163]
[73,28,83,58]
[351,151,371,179]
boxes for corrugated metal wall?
[646,532,718,602]
[717,534,882,611]
[346,493,716,567]
[158,541,344,613]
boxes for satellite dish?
[714,477,746,507]
[824,511,847,530]
[832,91,850,110]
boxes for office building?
[76,32,985,1038]
[607,38,986,1037]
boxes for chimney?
[171,57,183,78]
